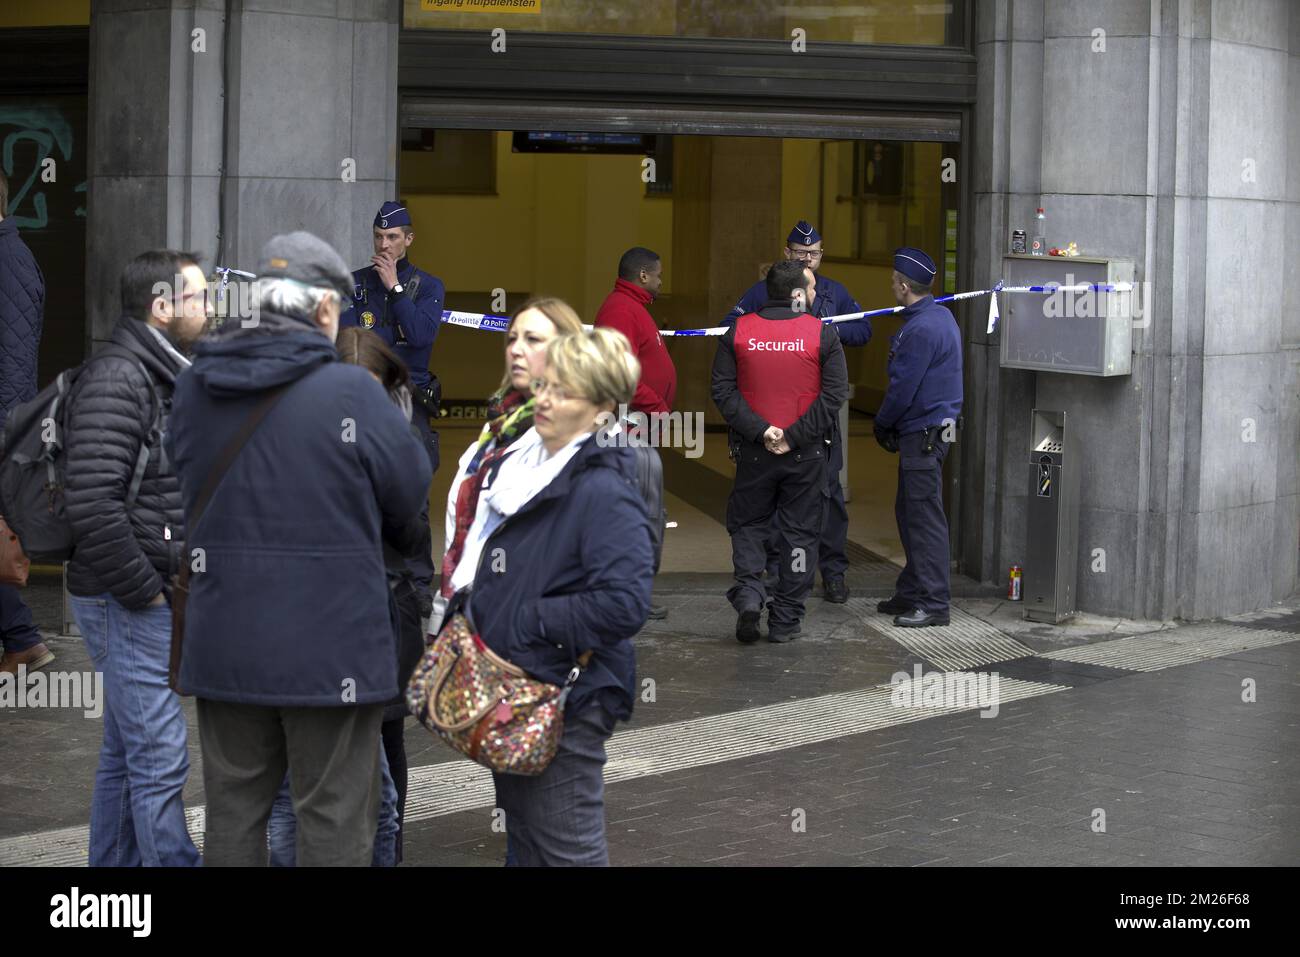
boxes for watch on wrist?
[390,282,404,295]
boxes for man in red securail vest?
[595,246,676,620]
[712,260,848,644]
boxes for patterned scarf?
[439,389,536,598]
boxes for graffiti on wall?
[0,104,87,229]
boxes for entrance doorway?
[397,109,962,577]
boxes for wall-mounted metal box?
[999,255,1135,376]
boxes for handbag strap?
[187,382,294,536]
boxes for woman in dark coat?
[441,327,654,865]
[338,328,428,865]
[434,297,583,632]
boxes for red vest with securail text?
[734,312,823,430]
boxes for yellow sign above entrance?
[419,0,541,13]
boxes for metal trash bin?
[1024,409,1080,623]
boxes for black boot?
[823,577,849,603]
[893,608,950,628]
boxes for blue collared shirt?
[874,295,963,437]
[339,257,445,389]
[723,273,871,347]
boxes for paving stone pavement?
[2,572,1297,867]
[399,640,1300,867]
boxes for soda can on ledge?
[1008,565,1023,601]
[1011,229,1027,254]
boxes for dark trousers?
[819,429,849,579]
[894,431,952,614]
[196,698,384,867]
[0,582,40,653]
[408,413,439,608]
[728,442,826,629]
[765,431,848,582]
[493,703,615,866]
[381,716,408,865]
[630,440,666,575]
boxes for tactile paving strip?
[853,601,1037,671]
[1040,624,1299,672]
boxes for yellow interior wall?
[388,132,950,409]
[0,0,89,27]
[780,138,898,409]
[407,133,672,321]
[406,132,931,409]
[404,132,673,399]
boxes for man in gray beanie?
[166,231,432,866]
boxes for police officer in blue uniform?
[723,221,870,605]
[340,201,445,613]
[873,248,963,628]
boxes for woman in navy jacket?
[443,327,654,866]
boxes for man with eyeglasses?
[722,220,870,606]
[62,250,212,865]
[340,201,445,618]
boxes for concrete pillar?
[664,135,782,420]
[968,0,1299,619]
[87,0,399,343]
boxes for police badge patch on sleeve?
[361,311,375,329]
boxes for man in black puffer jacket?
[64,249,210,867]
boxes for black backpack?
[0,346,160,562]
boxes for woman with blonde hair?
[433,297,583,631]
[440,327,654,865]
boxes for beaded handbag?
[406,612,581,777]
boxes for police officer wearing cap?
[873,247,963,628]
[713,260,849,644]
[340,201,445,613]
[723,220,870,606]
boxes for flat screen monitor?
[511,131,651,154]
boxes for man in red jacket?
[594,247,676,415]
[595,247,675,620]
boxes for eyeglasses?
[530,378,579,402]
[786,246,823,260]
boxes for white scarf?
[447,426,594,595]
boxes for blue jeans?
[493,703,615,867]
[267,737,399,867]
[69,593,201,867]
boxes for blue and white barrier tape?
[427,282,1131,338]
[442,310,511,334]
[214,267,1130,338]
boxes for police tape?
[214,268,1131,338]
[429,282,1132,338]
